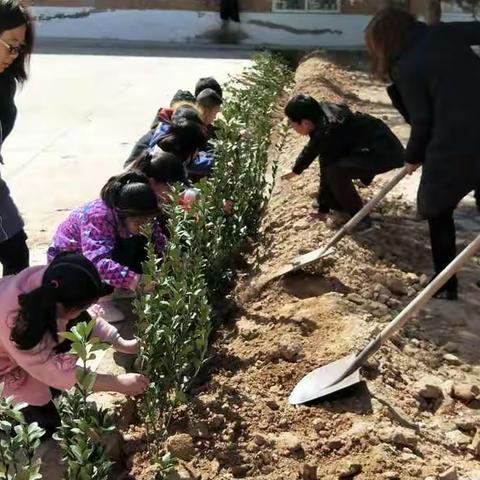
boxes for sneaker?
[89,300,125,323]
[352,217,373,233]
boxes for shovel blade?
[289,354,361,405]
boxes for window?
[272,0,340,12]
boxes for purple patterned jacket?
[48,199,166,290]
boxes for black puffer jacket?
[292,102,404,176]
[390,21,480,218]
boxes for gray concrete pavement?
[1,50,251,264]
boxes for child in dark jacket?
[282,94,405,230]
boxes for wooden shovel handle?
[342,233,480,380]
[292,167,409,267]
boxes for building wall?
[32,6,374,48]
[29,1,477,48]
[29,0,380,14]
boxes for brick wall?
[29,0,386,14]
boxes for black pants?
[112,235,148,275]
[428,209,458,294]
[220,0,240,22]
[23,400,61,438]
[0,229,29,276]
[318,166,373,216]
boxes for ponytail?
[10,253,109,351]
[130,151,153,178]
[131,150,187,185]
[11,284,58,350]
[100,171,150,209]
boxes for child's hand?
[114,337,140,355]
[139,275,155,294]
[281,172,298,181]
[116,373,149,397]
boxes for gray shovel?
[289,233,480,405]
[253,167,409,292]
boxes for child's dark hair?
[195,77,223,99]
[100,171,159,218]
[156,118,208,162]
[172,105,203,125]
[11,253,109,351]
[0,0,34,84]
[170,89,196,107]
[196,88,223,109]
[131,150,187,184]
[285,94,324,124]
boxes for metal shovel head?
[289,354,361,405]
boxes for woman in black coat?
[0,0,34,276]
[282,94,405,231]
[366,8,480,300]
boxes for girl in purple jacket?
[48,171,166,322]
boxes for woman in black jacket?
[366,8,480,300]
[0,0,34,276]
[282,94,405,231]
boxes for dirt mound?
[127,53,480,480]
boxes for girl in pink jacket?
[0,253,148,416]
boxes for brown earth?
[126,53,480,480]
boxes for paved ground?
[1,48,252,266]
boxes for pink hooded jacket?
[0,266,119,394]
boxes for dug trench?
[115,52,480,480]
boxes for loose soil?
[126,52,480,480]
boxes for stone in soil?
[384,274,408,296]
[380,427,418,449]
[301,463,318,480]
[446,429,471,446]
[443,354,462,366]
[276,336,303,362]
[383,472,400,479]
[166,462,199,480]
[275,432,303,453]
[470,429,480,457]
[416,375,444,400]
[188,421,210,439]
[230,464,251,478]
[266,399,280,410]
[166,434,195,461]
[236,317,260,340]
[438,466,458,480]
[451,383,480,403]
[338,463,362,479]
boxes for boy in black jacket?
[282,94,405,230]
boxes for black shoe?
[433,289,458,301]
[353,217,373,233]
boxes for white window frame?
[272,0,340,13]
